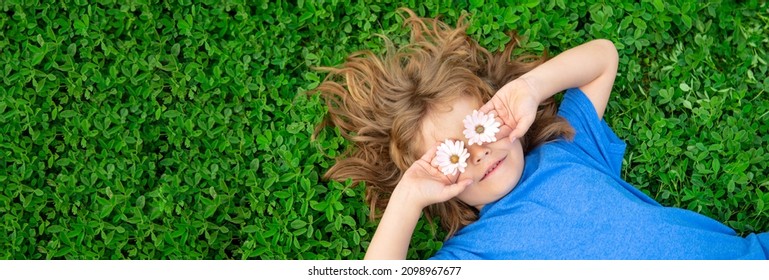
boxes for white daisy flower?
[463,110,501,145]
[435,139,470,176]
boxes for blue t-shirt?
[430,88,769,260]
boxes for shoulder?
[556,88,627,175]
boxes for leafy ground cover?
[1,0,768,259]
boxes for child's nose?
[467,144,490,165]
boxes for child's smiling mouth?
[480,156,506,181]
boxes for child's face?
[419,95,525,210]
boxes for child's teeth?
[486,162,497,176]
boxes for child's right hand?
[393,143,473,210]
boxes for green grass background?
[1,0,768,259]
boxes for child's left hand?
[480,78,541,143]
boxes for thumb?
[508,115,534,142]
[508,126,525,143]
[446,179,473,197]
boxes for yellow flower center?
[450,155,459,164]
[475,125,485,134]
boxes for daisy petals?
[462,110,501,146]
[435,139,470,176]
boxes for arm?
[363,188,422,259]
[481,39,618,141]
[518,39,619,119]
[364,145,472,260]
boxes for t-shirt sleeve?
[429,244,477,260]
[429,250,455,260]
[557,88,626,176]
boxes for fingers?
[495,123,513,143]
[480,96,507,117]
[480,94,504,114]
[425,142,455,184]
[446,171,460,185]
[430,155,440,169]
[421,143,440,163]
[479,100,494,114]
[482,99,515,130]
[489,114,510,140]
[425,142,466,186]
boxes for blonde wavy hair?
[312,8,574,238]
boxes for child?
[313,8,769,259]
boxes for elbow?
[595,39,619,68]
[588,39,619,80]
